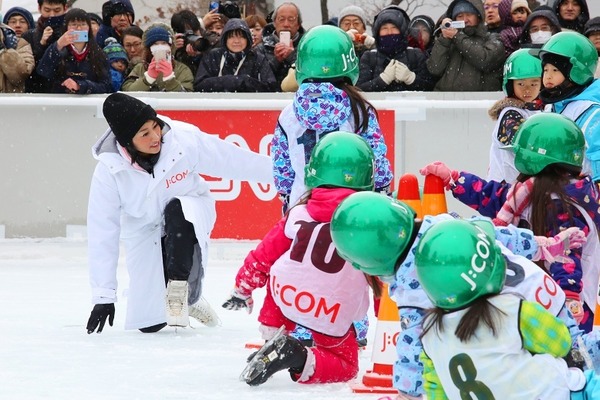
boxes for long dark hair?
[62,8,109,80]
[333,81,378,134]
[421,294,506,343]
[515,164,580,237]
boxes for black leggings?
[161,198,198,282]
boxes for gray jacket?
[426,0,505,91]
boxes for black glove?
[86,303,115,334]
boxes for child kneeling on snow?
[223,132,382,385]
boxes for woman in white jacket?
[86,92,273,333]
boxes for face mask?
[377,33,407,57]
[530,30,552,44]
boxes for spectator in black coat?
[194,18,277,92]
[96,0,135,48]
[21,0,68,93]
[36,8,112,94]
[357,5,435,92]
[552,0,589,34]
[254,2,305,90]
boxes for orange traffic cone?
[396,173,423,219]
[350,283,400,394]
[421,174,448,216]
[593,278,600,330]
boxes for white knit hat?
[338,5,368,27]
[511,0,531,14]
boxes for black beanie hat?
[103,93,157,147]
[540,52,573,79]
[584,16,600,37]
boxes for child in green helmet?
[422,113,600,333]
[487,48,543,183]
[330,190,588,399]
[222,132,382,386]
[272,23,394,347]
[535,31,600,182]
[416,219,600,399]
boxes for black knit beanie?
[540,52,573,79]
[584,16,600,37]
[102,93,157,147]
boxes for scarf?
[539,81,586,104]
[70,44,90,63]
[492,177,535,226]
[377,33,408,57]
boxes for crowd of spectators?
[0,0,597,94]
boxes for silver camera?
[443,20,466,29]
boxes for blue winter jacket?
[551,79,600,182]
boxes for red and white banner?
[160,110,395,240]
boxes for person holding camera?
[36,8,112,94]
[337,5,375,59]
[357,5,434,92]
[21,0,68,93]
[193,18,277,92]
[255,2,305,90]
[121,23,194,92]
[0,22,34,93]
[171,9,219,77]
[426,0,506,91]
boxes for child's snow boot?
[242,327,308,386]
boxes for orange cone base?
[361,370,394,387]
[244,341,264,350]
[350,373,398,394]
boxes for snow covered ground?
[0,238,386,400]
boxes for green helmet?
[415,219,507,310]
[304,131,375,190]
[296,25,359,85]
[502,48,542,95]
[511,113,585,176]
[330,192,415,276]
[537,31,598,85]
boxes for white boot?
[189,297,220,327]
[166,280,189,327]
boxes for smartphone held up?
[72,30,88,43]
[279,31,291,46]
[151,44,172,62]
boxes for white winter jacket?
[87,115,273,330]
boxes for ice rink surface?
[0,238,385,400]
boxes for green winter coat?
[426,0,505,92]
[121,60,194,92]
